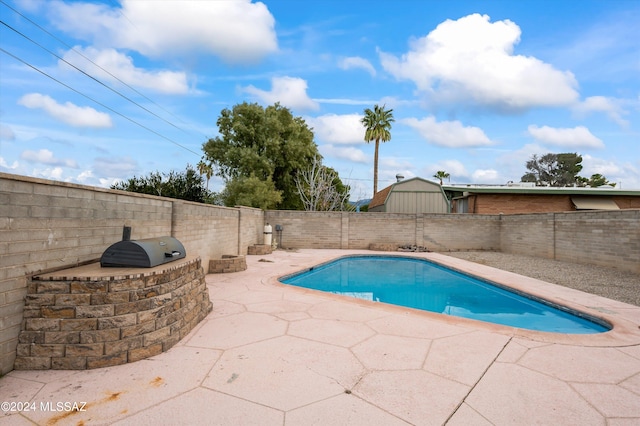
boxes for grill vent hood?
[100,236,186,268]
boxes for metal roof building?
[368,177,450,213]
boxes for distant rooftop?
[441,182,640,196]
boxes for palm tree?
[433,170,450,185]
[361,104,394,195]
[197,159,213,190]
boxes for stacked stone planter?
[208,255,247,274]
[14,257,212,370]
[247,244,272,255]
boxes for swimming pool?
[280,255,610,334]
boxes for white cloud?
[472,169,501,183]
[21,149,79,168]
[306,113,363,144]
[495,143,548,181]
[15,0,42,12]
[48,0,277,63]
[0,124,15,140]
[527,125,604,149]
[379,13,579,110]
[581,154,629,177]
[403,116,494,148]
[98,177,122,188]
[572,96,629,127]
[34,167,65,181]
[376,159,417,188]
[319,144,369,163]
[0,156,19,171]
[380,157,415,171]
[581,155,639,188]
[426,159,469,179]
[76,170,94,184]
[244,76,319,111]
[17,93,112,128]
[338,56,376,76]
[313,98,378,106]
[62,46,189,94]
[93,156,138,179]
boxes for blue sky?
[1,0,639,200]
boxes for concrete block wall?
[171,200,240,268]
[501,213,556,258]
[265,209,638,273]
[554,210,640,273]
[265,211,501,252]
[421,214,501,251]
[238,207,265,253]
[265,210,343,248]
[0,173,173,375]
[347,213,416,249]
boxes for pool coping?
[268,250,640,347]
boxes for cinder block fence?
[1,172,638,374]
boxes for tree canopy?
[433,170,450,185]
[111,165,209,202]
[202,102,320,209]
[361,104,394,195]
[521,152,614,187]
[521,153,584,187]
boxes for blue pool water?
[280,256,609,334]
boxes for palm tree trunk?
[373,138,380,195]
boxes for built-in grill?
[100,236,186,268]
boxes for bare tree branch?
[295,156,352,211]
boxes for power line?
[0,47,202,157]
[0,17,197,139]
[101,0,138,30]
[0,1,176,123]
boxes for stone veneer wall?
[13,258,212,370]
[247,244,273,255]
[208,255,247,274]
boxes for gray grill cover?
[100,236,186,268]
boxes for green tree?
[522,153,583,186]
[556,153,583,186]
[111,165,209,202]
[202,102,319,209]
[197,159,214,190]
[433,170,450,185]
[586,173,616,188]
[221,174,282,209]
[361,104,394,195]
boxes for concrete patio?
[2,249,639,425]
